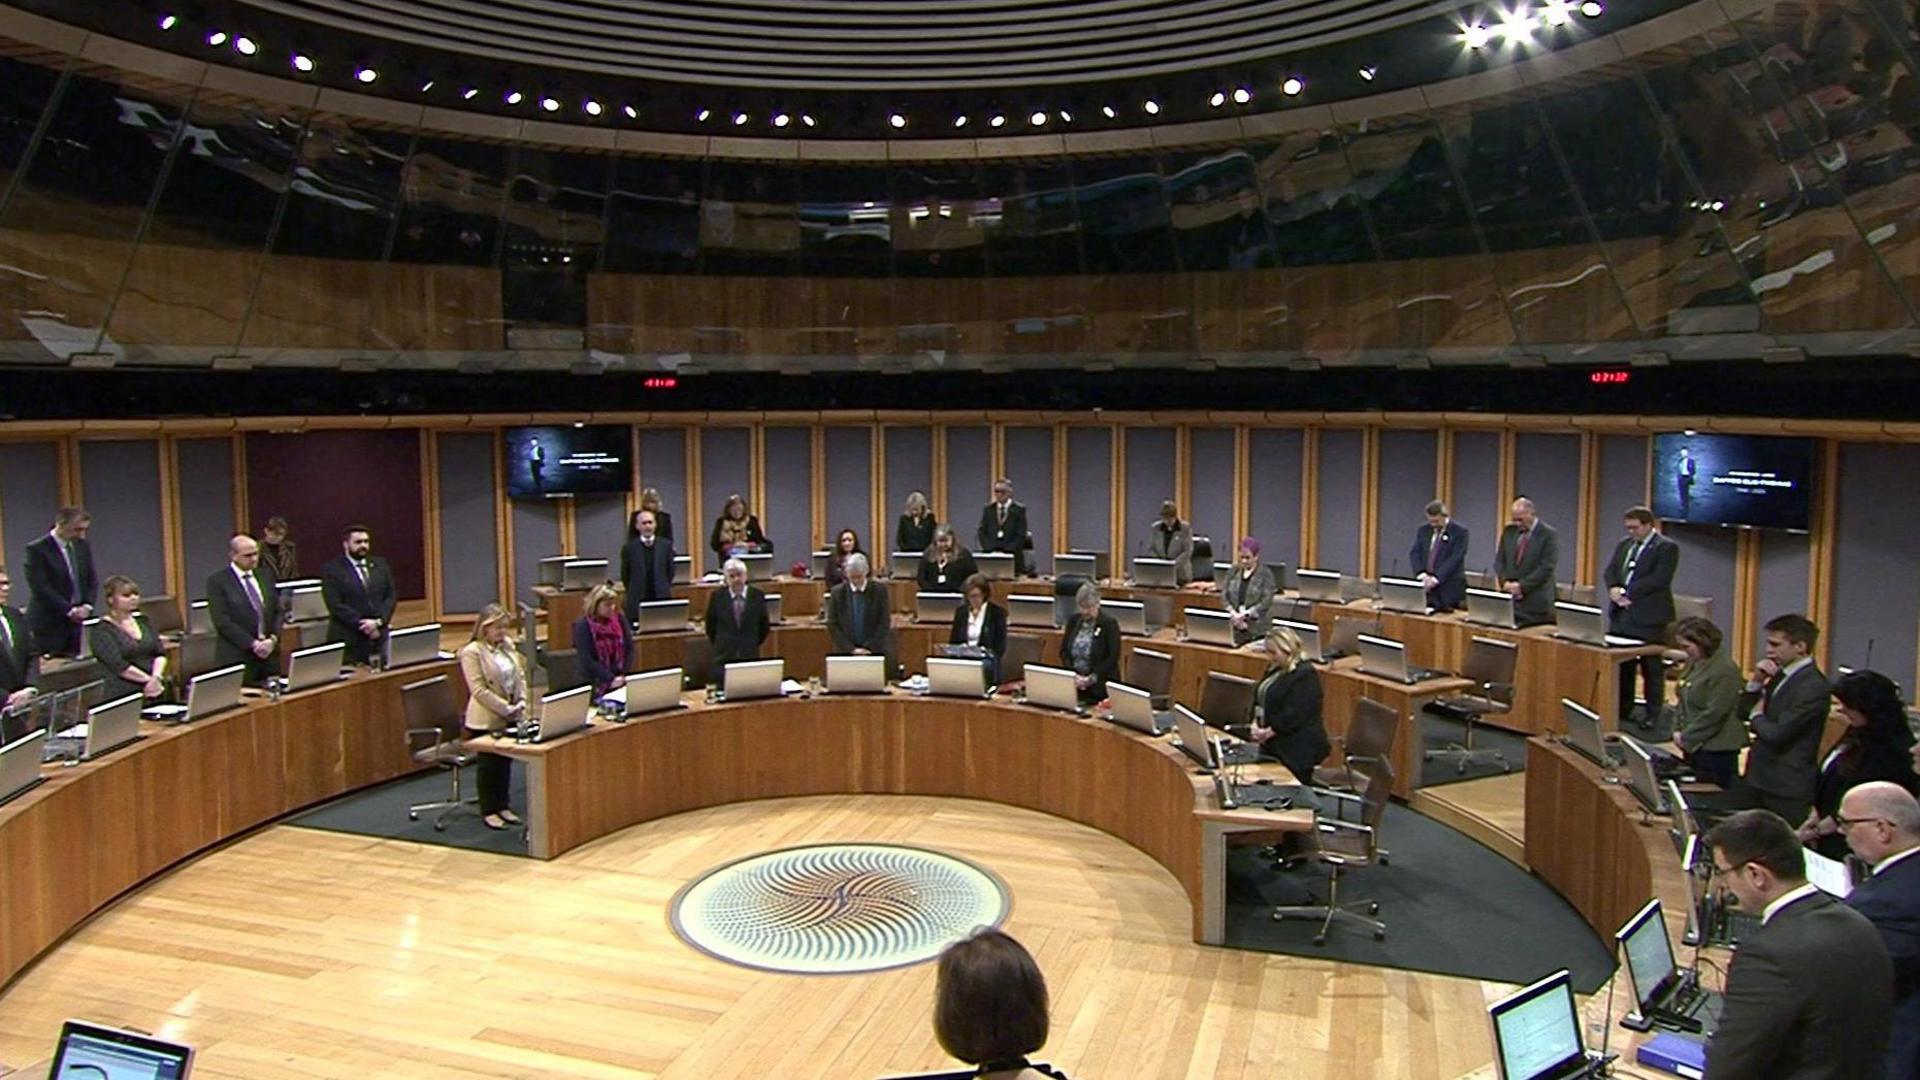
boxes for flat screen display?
[1651,433,1814,531]
[504,426,631,499]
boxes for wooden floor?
[0,794,1512,1079]
[1410,775,1529,866]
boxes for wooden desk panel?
[1524,737,1688,942]
[0,661,455,992]
[679,576,825,619]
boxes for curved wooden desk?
[0,661,457,992]
[479,693,1312,944]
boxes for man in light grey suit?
[1493,497,1559,628]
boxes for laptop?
[1100,598,1151,635]
[1174,704,1221,769]
[1561,698,1621,768]
[1377,575,1432,615]
[187,599,212,635]
[48,1019,195,1079]
[1107,680,1172,735]
[916,591,965,624]
[76,617,100,660]
[890,551,921,580]
[1184,607,1238,647]
[532,684,594,742]
[1054,552,1097,582]
[1488,969,1605,1080]
[284,641,348,693]
[927,656,990,698]
[537,556,572,587]
[825,654,887,693]
[740,553,775,582]
[1007,594,1056,629]
[672,555,692,585]
[1667,780,1697,858]
[721,658,785,701]
[383,623,443,669]
[281,583,328,623]
[637,598,692,634]
[1552,602,1645,647]
[1199,670,1256,729]
[562,558,610,591]
[975,552,1016,581]
[1294,568,1342,603]
[1618,735,1669,813]
[0,730,47,807]
[1616,898,1722,1034]
[809,550,832,580]
[1212,563,1231,591]
[619,667,685,716]
[1021,663,1083,713]
[764,592,784,625]
[1131,557,1179,588]
[1465,587,1518,629]
[1276,618,1327,663]
[81,692,146,760]
[1340,574,1379,603]
[185,664,247,721]
[1356,634,1446,685]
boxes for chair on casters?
[1127,647,1174,710]
[999,632,1042,687]
[1313,697,1402,794]
[680,635,715,690]
[402,674,476,831]
[542,647,584,692]
[1272,755,1395,945]
[1424,636,1517,775]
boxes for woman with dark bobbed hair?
[1797,668,1920,860]
[932,929,1069,1079]
[1669,616,1747,788]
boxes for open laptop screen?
[50,1019,194,1078]
[1489,969,1585,1080]
[1616,898,1677,1015]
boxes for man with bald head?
[1493,497,1559,628]
[206,533,282,685]
[1842,781,1920,1080]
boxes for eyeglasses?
[1834,815,1889,831]
[1708,858,1753,881]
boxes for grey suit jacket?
[1493,521,1559,626]
[1737,661,1831,804]
[1848,852,1920,1080]
[1705,890,1893,1080]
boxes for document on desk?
[1805,848,1854,897]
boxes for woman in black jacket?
[1057,581,1120,704]
[1798,669,1919,859]
[896,490,938,557]
[1247,624,1330,785]
[949,573,1008,685]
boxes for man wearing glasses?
[1838,782,1920,1080]
[1701,808,1892,1080]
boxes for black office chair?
[999,633,1042,687]
[541,648,585,692]
[1189,535,1213,585]
[681,635,715,689]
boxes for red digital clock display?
[643,376,679,390]
[1589,370,1631,385]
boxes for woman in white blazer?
[458,602,527,830]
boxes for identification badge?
[997,529,1004,539]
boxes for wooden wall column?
[1299,428,1319,567]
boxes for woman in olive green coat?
[1670,616,1746,788]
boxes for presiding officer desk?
[0,660,459,992]
[475,689,1313,945]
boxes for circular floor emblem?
[669,843,1011,974]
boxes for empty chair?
[1674,594,1713,623]
[178,633,220,680]
[1189,535,1213,586]
[1426,636,1518,775]
[541,648,584,693]
[1555,582,1598,606]
[138,595,183,638]
[402,675,476,831]
[1313,697,1402,794]
[1465,569,1495,590]
[1127,647,1174,709]
[680,634,715,690]
[1328,616,1373,658]
[1272,755,1395,945]
[999,632,1042,686]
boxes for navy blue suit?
[1409,522,1469,612]
[1850,851,1920,1080]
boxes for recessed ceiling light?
[584,100,602,116]
[1209,91,1226,107]
[419,80,435,93]
[1579,0,1603,14]
[1030,110,1047,126]
[1143,99,1160,115]
[462,87,478,100]
[159,14,177,30]
[1058,110,1072,122]
[1496,7,1537,40]
[541,96,560,112]
[1282,76,1305,96]
[1462,24,1492,48]
[1101,105,1116,118]
[696,107,711,121]
[623,104,638,119]
[733,111,749,125]
[1232,87,1251,104]
[1358,66,1377,81]
[354,66,377,83]
[234,36,256,55]
[773,112,791,127]
[954,114,968,128]
[507,90,525,105]
[291,53,314,72]
[206,30,227,46]
[1542,0,1574,25]
[801,114,816,127]
[889,112,907,128]
[990,114,1006,127]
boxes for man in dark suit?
[206,534,282,686]
[1677,446,1698,518]
[0,565,40,743]
[620,509,675,625]
[1841,782,1920,1080]
[23,505,97,656]
[1493,497,1559,628]
[703,557,770,669]
[1703,809,1892,1080]
[319,524,397,666]
[827,553,892,660]
[1409,499,1469,613]
[1732,614,1831,825]
[975,478,1033,577]
[1603,505,1680,725]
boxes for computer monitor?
[284,641,348,693]
[1173,704,1217,769]
[515,601,540,674]
[1184,607,1237,647]
[562,558,610,591]
[671,555,692,585]
[916,591,965,624]
[810,550,832,580]
[722,658,785,701]
[1340,574,1378,603]
[1488,969,1587,1080]
[383,623,443,670]
[1619,735,1668,813]
[1294,568,1342,603]
[1099,598,1149,635]
[620,667,684,715]
[890,552,921,580]
[1561,698,1611,768]
[1552,601,1642,647]
[1357,633,1414,683]
[187,599,212,635]
[975,552,1016,581]
[1105,682,1165,736]
[1667,780,1695,856]
[75,617,99,660]
[1377,576,1431,615]
[534,684,594,742]
[1022,664,1082,712]
[1466,587,1518,629]
[825,654,887,693]
[1007,594,1056,629]
[537,556,573,587]
[637,598,692,634]
[1199,670,1255,729]
[280,581,327,622]
[740,553,775,582]
[1053,553,1097,582]
[927,656,990,698]
[0,730,47,807]
[48,1019,194,1079]
[83,693,145,760]
[185,664,247,721]
[1276,618,1325,663]
[1616,898,1679,1021]
[1131,557,1179,588]
[764,592,784,624]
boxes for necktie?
[0,611,12,653]
[354,559,369,588]
[242,572,264,636]
[60,541,78,602]
[851,589,865,636]
[1515,527,1530,566]
[732,592,745,625]
[1761,670,1780,713]
[998,503,1007,525]
[1426,530,1441,573]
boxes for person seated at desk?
[710,492,770,560]
[1670,616,1747,789]
[1146,501,1194,585]
[976,478,1033,577]
[24,505,96,657]
[824,527,864,589]
[951,573,1008,685]
[897,490,937,557]
[1410,499,1468,613]
[90,575,167,703]
[932,928,1070,1080]
[1220,536,1275,646]
[1838,782,1920,1080]
[258,515,298,583]
[320,524,397,666]
[459,603,526,831]
[0,565,38,742]
[572,582,631,702]
[919,525,978,593]
[704,558,771,667]
[1796,670,1919,861]
[1059,582,1120,705]
[1493,497,1558,628]
[827,553,890,658]
[636,487,675,547]
[621,508,675,624]
[206,534,281,686]
[1242,624,1329,785]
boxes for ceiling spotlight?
[540,96,559,112]
[1542,0,1574,25]
[1101,104,1116,118]
[1030,110,1047,126]
[291,53,315,73]
[623,104,638,118]
[1358,66,1377,81]
[696,107,711,121]
[462,87,478,100]
[990,114,1006,127]
[1579,0,1603,14]
[889,112,907,128]
[1496,7,1537,41]
[1143,99,1160,115]
[506,90,524,105]
[1462,24,1492,48]
[234,36,256,55]
[419,80,435,93]
[206,30,227,46]
[801,114,816,127]
[1232,87,1251,104]
[773,112,790,127]
[1209,91,1226,107]
[954,114,968,128]
[1059,110,1072,122]
[1282,76,1305,96]
[584,99,602,116]
[354,66,377,83]
[732,111,749,125]
[159,14,177,30]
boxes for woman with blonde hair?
[459,603,527,830]
[1244,624,1329,784]
[571,581,630,701]
[896,490,937,556]
[91,575,167,701]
